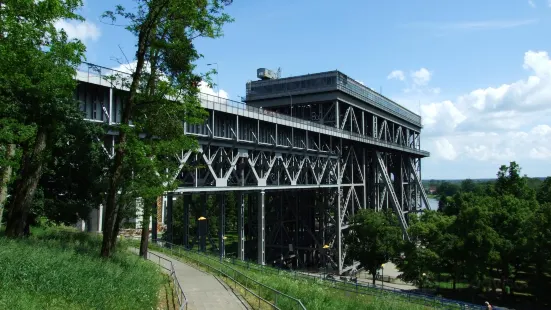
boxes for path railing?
[142,250,188,310]
[162,242,485,310]
[152,240,306,310]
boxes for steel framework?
[75,63,430,275]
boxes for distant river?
[427,197,439,210]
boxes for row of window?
[248,76,337,96]
[337,75,421,124]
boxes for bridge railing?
[140,250,188,310]
[75,62,429,157]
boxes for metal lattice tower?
[75,63,430,275]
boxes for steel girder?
[75,72,430,275]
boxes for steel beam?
[257,190,266,265]
[183,194,190,248]
[238,193,245,260]
[218,193,226,259]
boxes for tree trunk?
[139,200,152,259]
[0,143,16,230]
[109,211,124,253]
[100,23,151,258]
[372,269,376,286]
[5,130,48,238]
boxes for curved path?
[132,248,249,310]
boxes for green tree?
[529,202,551,301]
[451,193,500,289]
[489,195,534,295]
[460,178,478,193]
[99,0,233,257]
[0,0,86,237]
[397,210,459,290]
[37,120,109,225]
[436,181,460,197]
[495,161,535,200]
[536,177,551,204]
[346,209,403,285]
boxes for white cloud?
[54,20,100,42]
[198,81,229,99]
[406,19,538,31]
[530,146,551,159]
[434,138,457,160]
[415,50,551,170]
[387,70,405,81]
[110,62,229,99]
[411,68,431,86]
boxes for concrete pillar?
[257,190,265,265]
[98,204,103,232]
[238,193,245,260]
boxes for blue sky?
[60,0,551,180]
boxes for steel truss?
[74,68,430,275]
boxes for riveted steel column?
[200,193,207,252]
[218,193,226,259]
[257,190,266,265]
[238,193,245,260]
[183,194,190,248]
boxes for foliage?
[98,0,234,257]
[0,227,163,309]
[399,162,551,308]
[0,0,87,237]
[346,209,403,284]
[536,177,551,204]
[35,120,110,225]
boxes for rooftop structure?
[246,70,421,127]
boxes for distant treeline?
[423,177,547,197]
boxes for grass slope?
[0,227,163,310]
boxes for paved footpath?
[131,248,249,310]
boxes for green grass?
[150,244,431,310]
[0,227,163,310]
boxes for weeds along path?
[132,248,249,310]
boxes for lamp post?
[322,244,330,276]
[207,63,219,98]
[198,216,207,252]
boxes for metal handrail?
[74,62,429,157]
[143,251,188,310]
[176,245,485,310]
[154,241,306,310]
